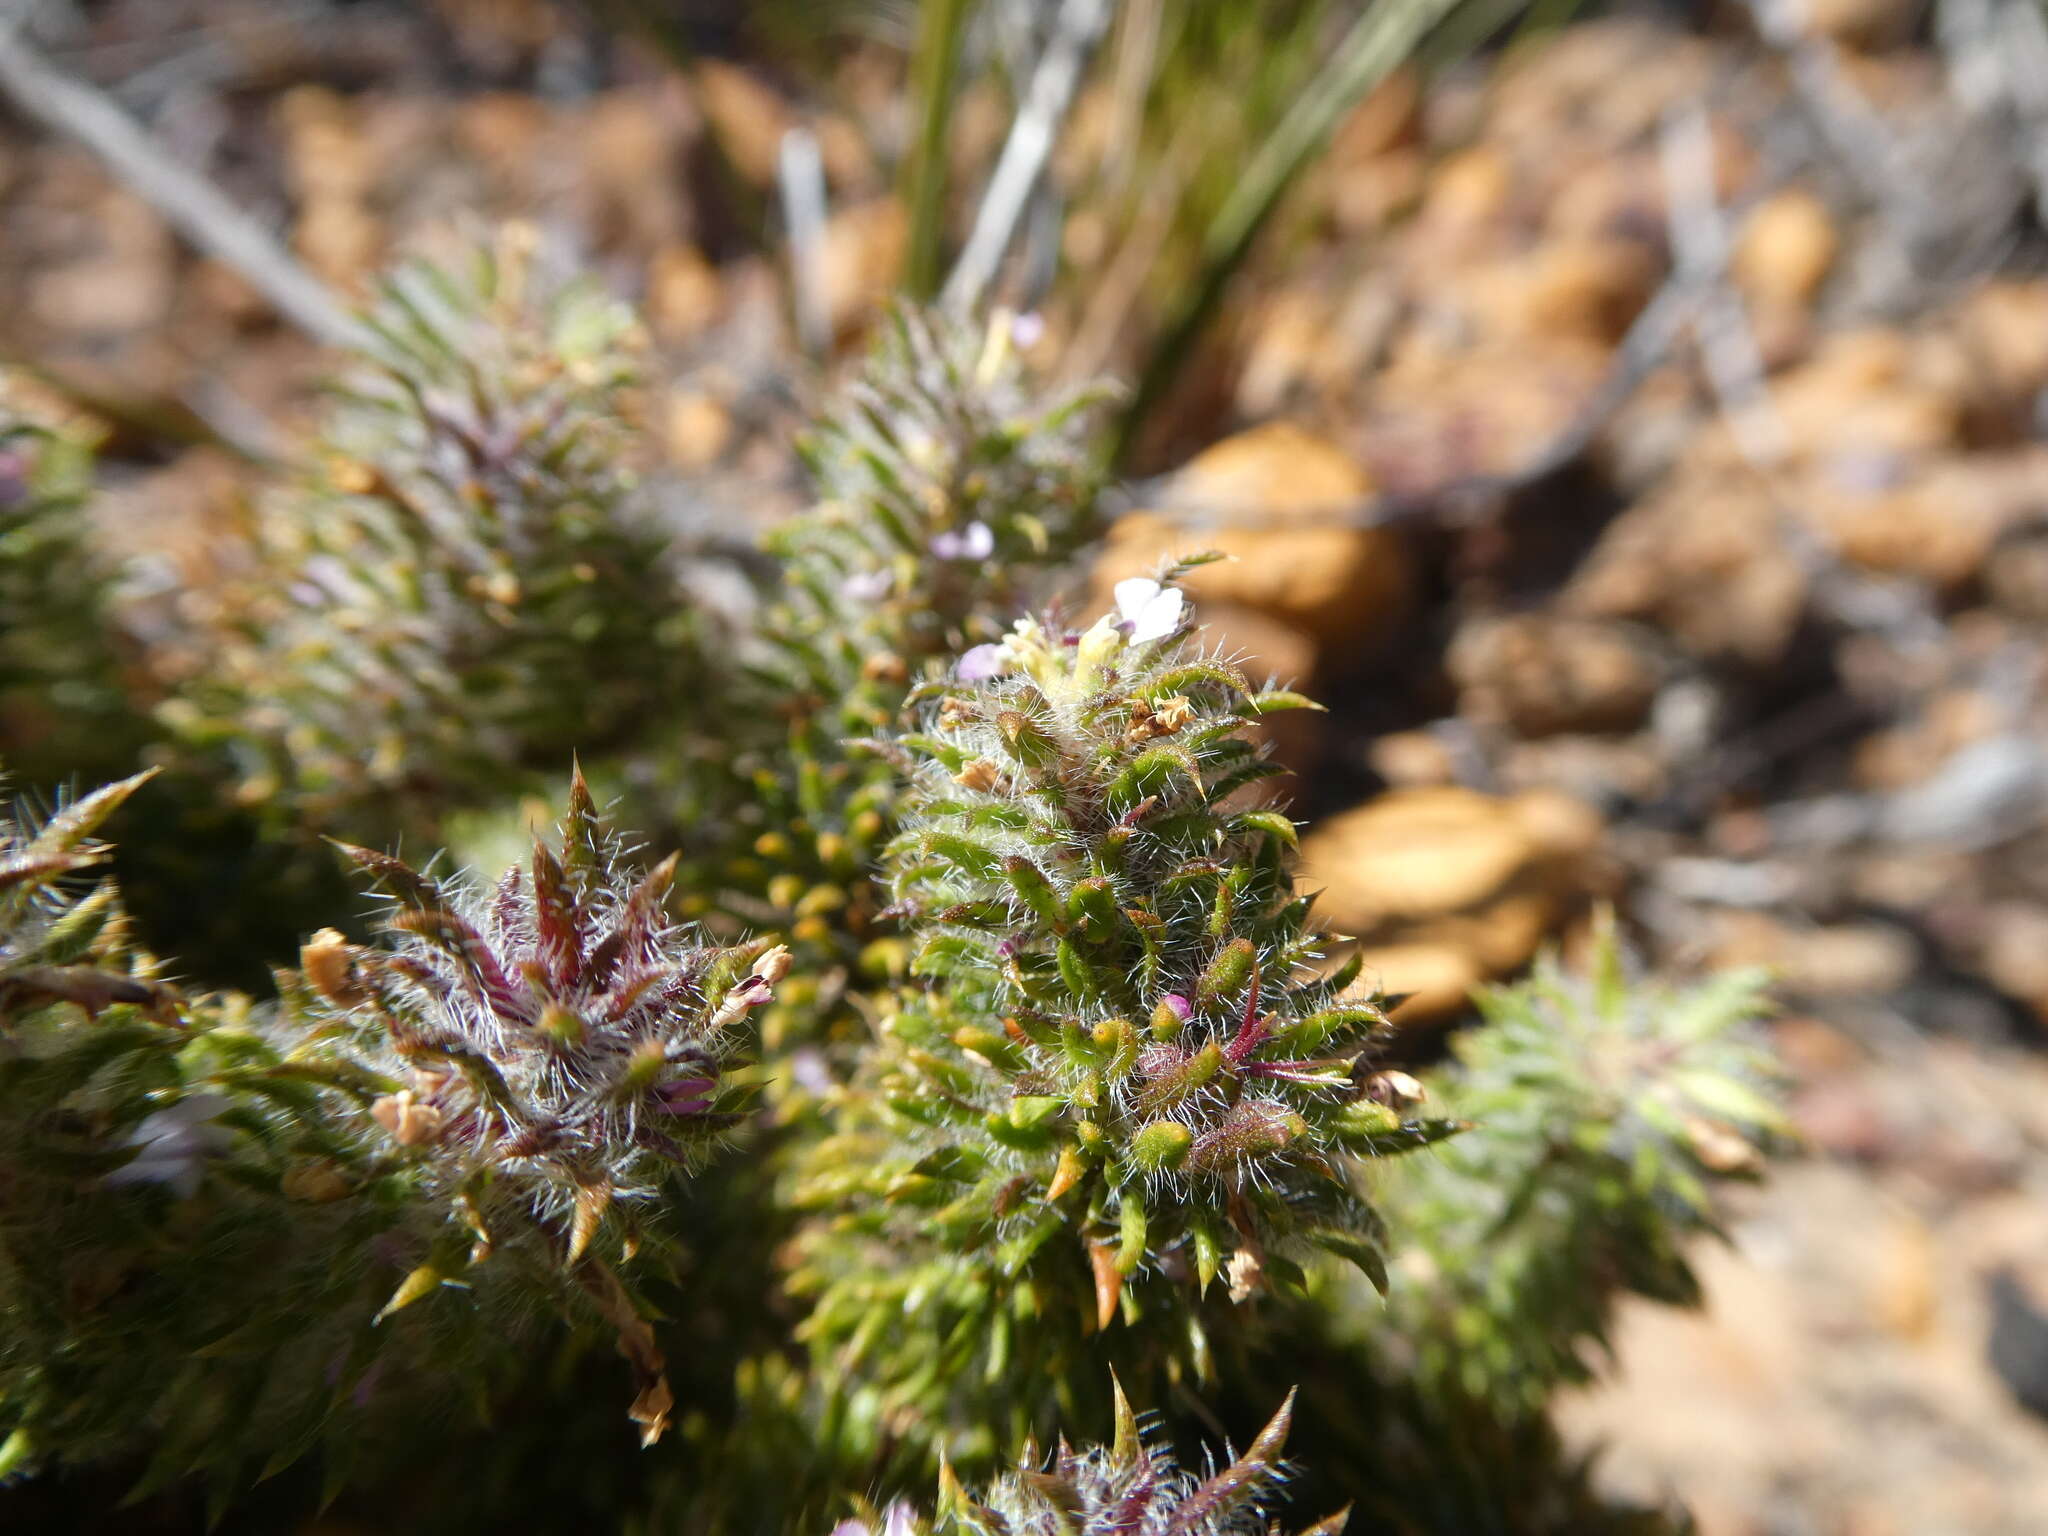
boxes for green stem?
[904,0,975,300]
[1111,0,1488,469]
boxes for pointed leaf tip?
[1110,1369,1140,1463]
[1248,1386,1296,1465]
[34,767,160,854]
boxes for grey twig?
[942,0,1116,316]
[0,16,365,350]
[777,126,830,357]
[1657,101,1948,659]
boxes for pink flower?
[956,643,1005,681]
[930,522,995,560]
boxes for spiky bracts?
[0,772,418,1488]
[1375,920,1783,1407]
[787,590,1453,1458]
[174,229,691,836]
[306,769,786,1263]
[0,770,172,1024]
[839,1383,1344,1536]
[679,309,1114,1015]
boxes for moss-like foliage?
[840,1380,1345,1536]
[0,390,142,789]
[172,230,693,839]
[671,309,1114,1046]
[0,774,776,1495]
[1374,923,1783,1406]
[784,586,1455,1474]
[0,249,1791,1536]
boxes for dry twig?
[942,0,1118,316]
[0,7,365,351]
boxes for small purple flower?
[1010,310,1046,349]
[789,1047,833,1094]
[828,1503,917,1536]
[956,643,1005,681]
[930,521,995,561]
[840,568,894,604]
[1160,993,1192,1022]
[651,1076,717,1115]
[996,938,1020,960]
[0,448,29,509]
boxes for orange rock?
[646,244,724,344]
[1956,280,2048,411]
[452,92,551,175]
[31,191,175,334]
[1448,614,1660,736]
[579,90,688,250]
[275,85,377,203]
[1234,290,1336,419]
[1299,780,1600,1024]
[1546,159,1664,244]
[1354,942,1485,1026]
[1766,328,1961,466]
[1329,150,1426,236]
[294,198,383,291]
[1096,424,1410,657]
[1468,239,1659,346]
[1507,787,1607,861]
[1733,190,1839,310]
[820,199,908,340]
[1416,147,1513,249]
[1974,904,2048,1017]
[695,61,789,187]
[1803,452,2045,588]
[814,113,878,192]
[1365,338,1611,487]
[664,390,734,471]
[1800,0,1917,49]
[1298,786,1538,927]
[1330,67,1424,163]
[1410,890,1560,976]
[1567,478,1806,666]
[1236,281,1401,418]
[1369,730,1457,787]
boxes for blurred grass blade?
[904,0,976,298]
[1114,0,1507,467]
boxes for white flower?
[1112,578,1186,645]
[930,521,995,560]
[105,1093,233,1200]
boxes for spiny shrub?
[0,251,1792,1536]
[0,771,169,1023]
[0,771,781,1493]
[303,767,785,1270]
[170,228,692,838]
[840,1381,1345,1536]
[672,309,1114,1041]
[784,582,1455,1466]
[1375,923,1783,1405]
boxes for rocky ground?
[7,1,2048,1528]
